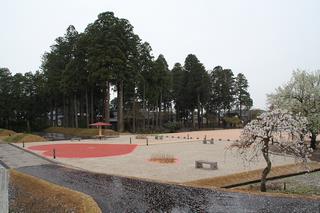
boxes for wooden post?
[99,126,102,137]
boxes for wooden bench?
[93,135,110,140]
[203,139,214,144]
[155,135,163,140]
[195,160,218,170]
[70,137,81,141]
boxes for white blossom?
[230,109,312,164]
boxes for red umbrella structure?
[90,122,112,136]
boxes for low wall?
[0,167,8,213]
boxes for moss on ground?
[45,127,119,137]
[9,170,102,213]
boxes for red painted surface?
[28,144,137,158]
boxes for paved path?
[0,144,51,168]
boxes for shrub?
[223,116,241,127]
[163,122,180,133]
[136,134,147,139]
[3,133,46,143]
[0,129,16,137]
[149,153,176,164]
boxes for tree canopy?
[0,11,253,133]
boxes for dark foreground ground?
[15,164,320,213]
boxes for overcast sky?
[1,0,320,109]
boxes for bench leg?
[210,163,218,170]
[195,162,203,168]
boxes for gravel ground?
[21,130,296,183]
[16,164,320,213]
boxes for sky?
[1,0,320,109]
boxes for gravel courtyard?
[22,129,297,183]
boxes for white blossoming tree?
[267,70,320,149]
[230,109,311,192]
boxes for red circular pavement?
[28,144,138,158]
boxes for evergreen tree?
[235,73,253,120]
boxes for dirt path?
[17,164,320,213]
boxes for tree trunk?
[132,97,136,133]
[170,104,173,122]
[155,101,159,128]
[239,103,242,121]
[63,95,66,127]
[147,107,150,130]
[142,83,146,131]
[192,110,195,129]
[105,81,110,123]
[55,105,58,127]
[79,95,83,127]
[117,81,124,132]
[74,93,78,128]
[69,97,74,128]
[159,92,162,128]
[197,93,201,129]
[260,139,271,192]
[66,97,69,127]
[26,120,30,132]
[85,88,89,128]
[50,104,54,127]
[5,118,9,130]
[90,88,94,123]
[176,107,179,123]
[206,113,209,128]
[310,132,317,150]
[153,107,157,129]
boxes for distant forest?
[0,12,253,132]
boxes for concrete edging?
[0,167,9,213]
